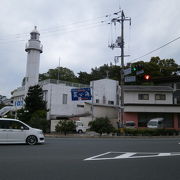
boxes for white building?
[40,79,90,120]
[12,26,42,108]
[91,79,119,106]
[25,26,43,92]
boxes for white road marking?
[84,152,111,161]
[114,153,136,159]
[84,152,180,161]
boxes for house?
[124,85,180,129]
[153,76,180,104]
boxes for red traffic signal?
[144,74,151,80]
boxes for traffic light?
[144,74,151,80]
[137,64,143,71]
[131,64,143,72]
[131,66,137,72]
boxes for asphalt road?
[0,137,180,180]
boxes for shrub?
[88,117,114,136]
[123,128,179,136]
[55,120,76,135]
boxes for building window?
[77,104,84,108]
[96,99,99,103]
[31,33,37,40]
[116,95,119,105]
[155,94,166,100]
[43,90,48,102]
[63,94,68,104]
[176,83,180,90]
[138,94,149,100]
[108,101,114,105]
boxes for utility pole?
[109,10,131,128]
[91,81,94,122]
[120,11,125,128]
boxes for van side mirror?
[21,126,24,130]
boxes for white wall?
[91,79,119,105]
[124,91,173,104]
[125,105,180,113]
[43,83,91,118]
[50,120,60,132]
[11,87,25,109]
[84,103,118,119]
[25,50,40,89]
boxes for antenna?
[58,57,60,81]
[106,70,109,79]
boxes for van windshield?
[148,121,158,126]
[126,122,135,127]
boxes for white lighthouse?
[25,26,43,92]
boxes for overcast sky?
[1,0,180,97]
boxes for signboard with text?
[15,101,23,106]
[71,88,91,101]
[124,76,136,82]
[124,68,132,76]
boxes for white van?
[0,118,45,145]
[147,118,164,128]
[75,121,87,133]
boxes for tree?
[39,56,179,86]
[17,85,48,132]
[24,85,46,113]
[55,120,76,135]
[39,67,78,82]
[77,71,92,84]
[149,56,178,77]
[29,110,49,133]
[88,117,114,136]
[128,57,179,85]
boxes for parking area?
[0,137,180,180]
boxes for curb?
[45,134,180,139]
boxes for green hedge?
[121,128,179,136]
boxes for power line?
[41,20,108,37]
[130,35,180,63]
[39,15,109,33]
[0,14,110,42]
[0,21,108,45]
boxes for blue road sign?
[125,76,136,82]
[124,68,132,76]
[15,101,23,106]
[71,88,91,101]
[136,69,144,75]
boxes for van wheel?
[26,135,37,145]
[78,130,83,134]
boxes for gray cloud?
[1,0,180,97]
